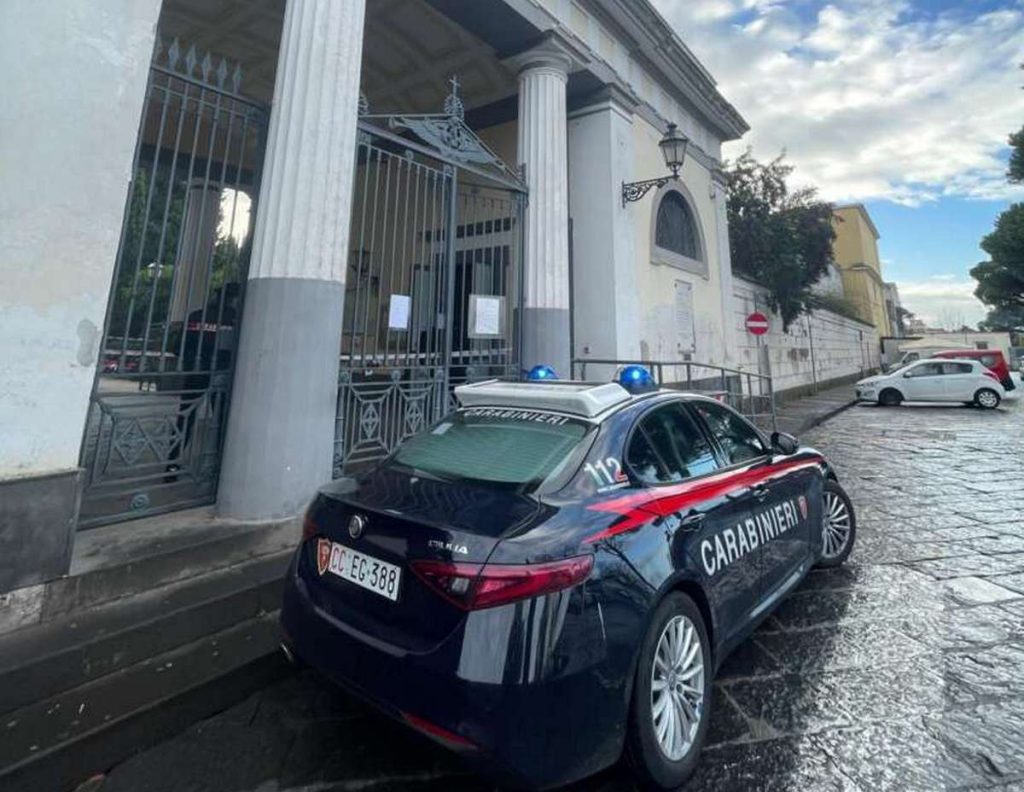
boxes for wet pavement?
[91,398,1024,792]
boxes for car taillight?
[983,370,999,381]
[410,555,594,610]
[301,512,319,542]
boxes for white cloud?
[895,276,987,326]
[652,0,1024,205]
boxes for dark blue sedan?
[280,368,856,790]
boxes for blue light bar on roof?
[527,365,558,381]
[617,365,656,393]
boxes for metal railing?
[332,114,526,476]
[79,37,268,527]
[571,358,777,431]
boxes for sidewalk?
[771,381,859,437]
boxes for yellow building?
[832,204,893,336]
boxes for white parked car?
[856,359,1006,409]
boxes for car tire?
[626,592,712,791]
[816,480,856,568]
[974,388,1001,409]
[878,388,902,407]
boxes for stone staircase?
[0,513,300,792]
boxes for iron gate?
[78,38,268,527]
[333,87,527,474]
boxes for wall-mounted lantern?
[621,122,690,206]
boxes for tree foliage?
[1009,126,1024,184]
[895,306,914,335]
[807,292,862,323]
[725,152,837,329]
[970,203,1024,315]
[106,167,246,348]
[978,305,1024,332]
[107,167,185,342]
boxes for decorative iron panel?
[79,38,268,527]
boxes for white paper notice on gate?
[388,294,411,330]
[469,295,503,338]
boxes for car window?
[390,409,592,489]
[906,362,944,377]
[690,401,768,466]
[626,404,719,485]
[941,362,973,375]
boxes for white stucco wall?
[733,277,879,394]
[0,0,161,478]
[535,0,720,160]
[630,114,728,366]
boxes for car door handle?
[679,512,705,530]
[752,483,770,501]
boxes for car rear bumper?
[280,556,624,790]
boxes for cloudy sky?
[652,0,1024,327]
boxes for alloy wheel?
[977,390,999,409]
[822,490,853,559]
[650,615,705,761]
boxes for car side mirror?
[770,431,799,456]
[903,372,913,378]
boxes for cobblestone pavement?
[94,398,1024,792]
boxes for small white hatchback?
[856,359,1006,409]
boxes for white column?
[515,46,572,376]
[168,182,222,323]
[218,0,366,519]
[713,173,738,367]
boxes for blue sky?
[652,0,1024,326]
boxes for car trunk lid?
[298,468,539,651]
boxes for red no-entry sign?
[745,311,769,336]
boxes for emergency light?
[527,365,558,381]
[617,365,657,394]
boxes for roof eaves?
[591,0,750,141]
[834,203,880,240]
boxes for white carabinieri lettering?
[699,497,805,577]
[463,407,570,426]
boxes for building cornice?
[504,23,724,175]
[586,0,749,141]
[834,203,880,240]
[843,261,887,287]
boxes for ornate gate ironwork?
[78,38,268,527]
[333,84,527,474]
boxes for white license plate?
[318,540,402,601]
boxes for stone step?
[0,516,299,636]
[0,550,292,717]
[0,611,290,792]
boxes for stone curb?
[795,398,859,435]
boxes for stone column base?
[217,277,343,520]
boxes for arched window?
[655,191,700,261]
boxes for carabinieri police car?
[280,366,856,790]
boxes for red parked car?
[930,349,1015,391]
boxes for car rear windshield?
[388,408,592,489]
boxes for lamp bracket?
[621,175,676,206]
